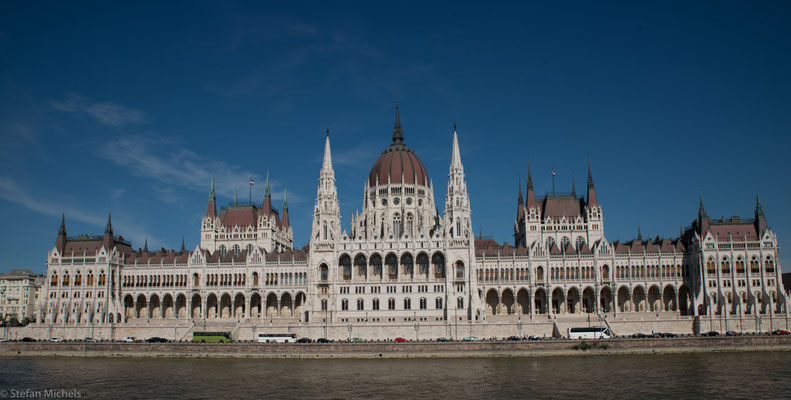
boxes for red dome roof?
[368,147,429,187]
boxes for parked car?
[631,333,649,339]
[145,337,168,343]
[463,337,481,342]
[507,336,522,341]
[352,337,365,343]
[20,337,36,342]
[701,331,720,337]
[296,337,312,343]
[316,338,330,343]
[394,337,407,343]
[726,331,739,336]
[49,337,63,342]
[84,337,98,342]
[771,330,790,336]
[121,336,137,343]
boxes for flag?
[552,169,556,176]
[250,177,255,185]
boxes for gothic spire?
[586,160,598,207]
[180,237,185,253]
[516,177,525,222]
[699,194,707,219]
[571,178,576,197]
[755,193,765,218]
[322,129,333,171]
[206,176,217,217]
[526,162,537,209]
[392,100,404,146]
[104,211,113,235]
[637,225,642,242]
[143,238,149,253]
[58,213,66,236]
[264,170,271,199]
[281,186,290,228]
[450,125,462,170]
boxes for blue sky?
[1,1,789,273]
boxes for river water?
[1,352,790,399]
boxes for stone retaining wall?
[2,336,790,359]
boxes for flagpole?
[552,167,555,195]
[249,177,253,205]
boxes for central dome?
[368,103,429,187]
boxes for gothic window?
[417,253,429,276]
[404,298,411,310]
[340,255,352,280]
[320,264,329,281]
[393,213,402,238]
[321,299,327,311]
[420,298,427,309]
[561,236,571,250]
[220,245,227,257]
[371,255,382,276]
[386,254,398,278]
[721,258,730,274]
[432,253,445,278]
[576,236,585,250]
[545,237,555,250]
[765,257,775,273]
[406,213,414,237]
[355,254,367,277]
[357,298,364,310]
[373,298,380,310]
[401,253,414,276]
[322,222,327,240]
[455,261,465,279]
[233,245,240,257]
[388,298,395,310]
[436,297,443,309]
[536,266,544,281]
[457,297,464,309]
[341,299,348,311]
[456,218,461,237]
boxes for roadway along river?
[1,352,790,399]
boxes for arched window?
[193,273,200,286]
[751,257,759,273]
[457,297,464,309]
[371,255,382,276]
[417,253,429,276]
[536,266,544,281]
[386,254,398,279]
[706,258,715,274]
[253,272,259,286]
[545,237,555,250]
[576,236,585,250]
[340,255,352,280]
[601,265,609,280]
[406,213,414,237]
[436,297,443,309]
[432,253,445,278]
[736,257,745,274]
[765,257,775,273]
[322,221,327,240]
[232,245,240,257]
[721,258,730,274]
[355,254,367,277]
[456,218,461,237]
[561,236,571,250]
[402,253,413,276]
[455,261,465,279]
[319,264,329,281]
[51,272,58,286]
[393,213,402,238]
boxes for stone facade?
[31,105,790,340]
[0,269,44,322]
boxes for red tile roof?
[542,196,583,219]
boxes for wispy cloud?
[51,93,146,127]
[0,176,162,248]
[98,134,304,204]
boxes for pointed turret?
[206,175,217,217]
[143,238,149,253]
[262,170,272,214]
[322,129,333,171]
[571,178,576,197]
[281,186,290,228]
[102,211,114,251]
[637,225,643,242]
[180,237,186,253]
[526,162,537,209]
[392,101,404,147]
[234,189,238,205]
[586,160,598,206]
[104,211,113,235]
[516,178,525,222]
[755,193,767,235]
[311,128,340,246]
[55,213,67,252]
[698,194,710,234]
[450,124,462,171]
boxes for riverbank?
[2,336,790,359]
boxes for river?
[1,352,789,399]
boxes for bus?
[568,327,612,339]
[257,333,297,343]
[192,332,232,343]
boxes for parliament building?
[32,105,790,340]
